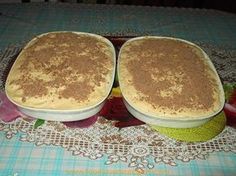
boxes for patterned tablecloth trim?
[1,117,236,173]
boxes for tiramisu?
[5,32,115,110]
[118,37,224,120]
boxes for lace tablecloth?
[0,3,236,176]
[0,41,236,176]
[1,117,236,174]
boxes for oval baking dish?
[5,31,116,121]
[118,36,225,128]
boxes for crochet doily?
[0,117,236,173]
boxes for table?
[0,2,236,176]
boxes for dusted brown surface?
[119,37,224,119]
[5,32,114,109]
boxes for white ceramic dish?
[123,99,214,128]
[5,31,116,122]
[118,36,225,128]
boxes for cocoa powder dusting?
[13,32,112,102]
[59,82,93,102]
[125,39,217,112]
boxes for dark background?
[111,0,236,14]
[21,0,236,14]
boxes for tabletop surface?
[0,2,236,176]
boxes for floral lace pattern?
[0,117,236,173]
[196,42,236,83]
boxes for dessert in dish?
[5,32,115,111]
[118,37,225,123]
